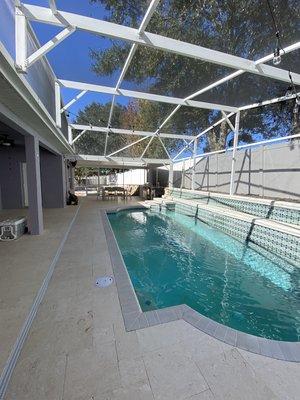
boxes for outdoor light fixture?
[273,32,281,65]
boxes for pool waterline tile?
[101,206,300,363]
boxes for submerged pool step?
[144,199,176,212]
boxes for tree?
[88,0,299,152]
[74,102,129,155]
[74,99,180,159]
[119,99,180,158]
[74,167,97,185]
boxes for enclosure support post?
[191,137,198,190]
[15,6,27,72]
[180,161,185,194]
[68,126,72,144]
[55,81,61,128]
[168,162,173,189]
[229,111,240,196]
[122,162,125,199]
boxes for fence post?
[229,111,240,195]
[168,162,174,189]
[191,137,198,190]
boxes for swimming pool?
[108,209,300,341]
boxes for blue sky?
[27,0,132,120]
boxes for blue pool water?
[108,209,300,341]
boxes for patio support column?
[168,162,173,189]
[25,135,43,235]
[229,111,240,196]
[191,137,198,190]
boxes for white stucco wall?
[115,169,146,185]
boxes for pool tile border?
[101,206,300,363]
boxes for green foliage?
[74,102,127,155]
[74,167,96,184]
[81,0,300,154]
[74,100,177,158]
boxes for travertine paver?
[0,206,79,372]
[3,196,300,400]
[143,343,208,400]
[197,347,279,400]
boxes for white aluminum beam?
[72,129,87,144]
[104,0,159,155]
[26,26,75,69]
[138,0,160,33]
[172,91,300,161]
[68,125,72,144]
[141,136,154,159]
[174,132,300,164]
[107,135,149,157]
[58,79,238,112]
[104,42,137,154]
[168,162,174,188]
[61,90,87,113]
[70,124,195,140]
[48,0,70,26]
[240,92,300,111]
[221,111,235,132]
[183,42,300,104]
[48,0,57,14]
[191,137,198,190]
[55,81,61,128]
[76,154,170,167]
[157,136,171,159]
[153,42,300,156]
[22,4,300,85]
[172,112,235,161]
[15,6,27,72]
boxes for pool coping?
[101,205,300,363]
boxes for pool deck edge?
[101,205,300,363]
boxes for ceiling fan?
[0,134,14,147]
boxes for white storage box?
[0,217,27,241]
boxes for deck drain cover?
[95,276,113,288]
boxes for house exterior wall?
[40,149,66,208]
[0,144,69,211]
[0,145,25,209]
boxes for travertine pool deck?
[1,196,300,399]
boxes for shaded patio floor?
[1,196,299,400]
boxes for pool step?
[165,188,300,227]
[162,195,300,266]
[144,198,175,212]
